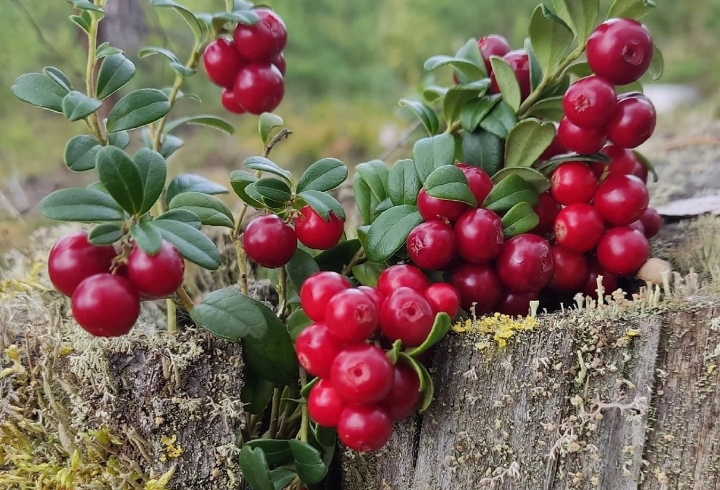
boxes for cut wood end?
[637,258,673,285]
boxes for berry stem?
[175,285,194,311]
[167,299,177,334]
[266,388,281,439]
[277,266,288,320]
[297,368,310,443]
[84,2,107,145]
[340,247,366,276]
[263,128,293,158]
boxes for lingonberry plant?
[12,0,666,487]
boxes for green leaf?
[552,0,599,43]
[353,174,372,225]
[150,0,205,43]
[64,135,101,172]
[483,174,539,212]
[355,161,389,203]
[259,112,284,145]
[156,209,202,229]
[525,39,544,92]
[314,239,361,273]
[388,159,420,206]
[524,96,565,120]
[366,205,423,263]
[287,249,319,293]
[287,308,312,340]
[133,148,167,215]
[159,134,184,159]
[424,50,485,81]
[422,86,448,104]
[69,15,90,32]
[39,188,125,222]
[489,57,522,112]
[11,73,67,113]
[190,287,269,341]
[397,353,434,413]
[245,183,279,209]
[479,101,517,139]
[461,130,504,175]
[288,440,328,484]
[109,131,130,149]
[213,10,259,26]
[459,95,502,133]
[491,166,552,193]
[505,119,557,168]
[633,151,659,183]
[443,80,491,125]
[106,89,171,133]
[253,178,292,206]
[351,262,384,288]
[535,152,609,175]
[270,469,297,490]
[246,440,293,467]
[238,446,274,490]
[607,0,656,20]
[130,223,163,255]
[310,426,337,466]
[96,54,136,100]
[648,43,664,81]
[69,0,103,12]
[244,156,293,184]
[96,146,144,215]
[454,38,487,78]
[167,174,228,203]
[169,192,234,228]
[153,220,221,269]
[529,5,574,75]
[229,171,264,208]
[95,42,123,59]
[88,223,123,245]
[241,374,275,415]
[43,66,73,92]
[424,166,477,206]
[297,190,346,220]
[62,91,102,121]
[399,99,439,136]
[297,158,348,193]
[164,115,234,135]
[243,306,299,385]
[139,46,179,63]
[501,201,540,237]
[412,134,456,184]
[406,313,451,358]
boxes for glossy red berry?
[450,263,503,313]
[308,379,347,428]
[381,362,421,421]
[558,117,607,154]
[554,204,605,252]
[48,232,116,297]
[629,220,645,235]
[71,273,140,337]
[233,63,284,115]
[550,162,599,205]
[330,344,394,404]
[549,246,589,292]
[325,289,378,343]
[221,88,246,114]
[295,206,345,250]
[496,291,539,317]
[594,174,649,226]
[407,220,456,270]
[491,49,531,100]
[338,405,393,453]
[496,234,555,293]
[607,94,656,149]
[640,207,662,239]
[563,76,617,129]
[243,214,296,268]
[587,18,653,86]
[127,241,184,299]
[582,258,619,298]
[300,271,351,322]
[478,34,511,73]
[295,323,345,378]
[593,145,638,179]
[454,208,504,264]
[457,164,493,205]
[597,227,650,277]
[203,38,245,88]
[417,188,468,223]
[270,52,286,75]
[424,283,461,318]
[632,159,649,183]
[358,286,385,311]
[532,192,562,235]
[379,287,435,347]
[233,8,287,62]
[377,264,429,297]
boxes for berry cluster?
[48,232,185,337]
[203,8,287,115]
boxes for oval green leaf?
[96,54,136,100]
[297,158,348,193]
[412,134,456,184]
[169,192,234,228]
[238,446,274,490]
[96,146,144,215]
[254,178,292,205]
[152,219,221,270]
[461,130,504,175]
[134,148,167,215]
[366,205,423,263]
[489,57,522,112]
[424,165,477,206]
[479,101,517,139]
[88,223,123,245]
[164,114,234,135]
[529,5,574,74]
[504,119,557,168]
[297,190,346,221]
[244,156,293,183]
[64,135,101,172]
[483,173,540,212]
[130,222,163,255]
[501,201,540,237]
[288,440,328,484]
[106,88,171,133]
[399,99,440,136]
[491,166,552,193]
[11,73,67,113]
[258,112,283,145]
[405,313,451,358]
[167,173,228,203]
[388,159,420,206]
[245,440,293,467]
[40,188,125,222]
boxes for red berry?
[300,271,351,322]
[582,258,619,299]
[450,263,503,314]
[558,117,607,155]
[478,34,511,73]
[607,94,656,149]
[563,76,617,129]
[358,286,385,311]
[587,18,653,86]
[330,344,394,404]
[424,283,461,318]
[325,289,378,344]
[457,164,493,205]
[48,232,116,297]
[295,323,345,378]
[454,208,504,264]
[592,145,638,179]
[632,159,649,183]
[203,38,244,88]
[548,246,589,292]
[490,49,531,100]
[640,207,662,239]
[554,204,605,252]
[597,227,650,277]
[221,88,246,114]
[377,265,429,297]
[243,214,296,268]
[381,362,421,421]
[338,405,393,452]
[233,63,284,115]
[417,188,468,223]
[629,220,645,235]
[271,52,286,75]
[308,379,347,428]
[295,206,345,250]
[71,273,140,337]
[127,241,184,299]
[550,162,599,205]
[496,234,554,293]
[496,291,539,317]
[379,287,435,347]
[233,8,287,62]
[407,220,456,270]
[532,192,562,235]
[594,174,649,226]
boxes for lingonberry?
[550,162,599,205]
[496,234,555,293]
[71,273,140,337]
[417,188,468,223]
[548,246,589,292]
[563,76,617,129]
[338,405,393,453]
[407,220,456,270]
[450,263,503,313]
[491,49,531,100]
[127,240,184,299]
[48,232,116,297]
[295,206,345,250]
[381,362,421,421]
[558,117,607,154]
[531,193,562,235]
[233,8,287,62]
[582,258,619,299]
[594,174,649,226]
[308,379,347,428]
[242,214,296,268]
[300,271,351,322]
[454,208,504,264]
[270,52,286,75]
[376,264,429,297]
[233,63,284,115]
[358,286,385,312]
[632,158,649,183]
[424,283,462,318]
[607,94,656,149]
[587,18,653,86]
[592,145,638,179]
[478,34,511,73]
[496,291,539,317]
[597,227,650,277]
[220,88,246,114]
[639,207,662,239]
[325,289,379,344]
[457,164,493,205]
[554,204,605,252]
[330,344,394,404]
[629,220,645,235]
[379,287,435,347]
[203,38,244,88]
[295,323,345,378]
